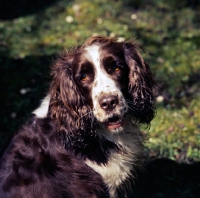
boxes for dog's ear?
[49,52,95,149]
[124,42,155,124]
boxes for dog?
[0,36,155,198]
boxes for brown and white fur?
[0,36,155,198]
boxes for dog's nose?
[99,95,119,111]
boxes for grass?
[1,0,200,196]
[146,97,200,162]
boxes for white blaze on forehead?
[85,45,101,68]
[85,45,118,94]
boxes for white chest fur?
[85,122,144,198]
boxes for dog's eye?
[80,74,88,82]
[114,66,120,71]
[113,65,121,72]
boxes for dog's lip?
[105,117,125,130]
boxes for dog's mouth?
[105,116,125,130]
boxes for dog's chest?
[85,148,133,197]
[84,131,142,197]
[89,148,132,173]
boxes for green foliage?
[0,0,200,162]
[145,97,200,162]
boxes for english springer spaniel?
[0,36,155,198]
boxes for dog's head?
[49,36,155,145]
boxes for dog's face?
[50,36,155,136]
[72,43,130,132]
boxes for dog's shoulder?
[0,116,109,198]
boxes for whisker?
[127,106,138,112]
[126,99,148,121]
[125,99,134,105]
[126,99,140,112]
[78,110,94,120]
[127,103,150,124]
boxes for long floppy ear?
[124,42,155,124]
[49,52,95,149]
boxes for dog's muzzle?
[98,94,126,130]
